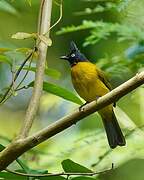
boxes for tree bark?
[18,0,52,139]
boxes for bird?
[60,41,126,149]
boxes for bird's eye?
[71,53,75,57]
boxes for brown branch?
[18,0,52,139]
[0,71,143,170]
[5,164,114,177]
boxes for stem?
[5,164,113,177]
[15,55,33,90]
[18,0,52,138]
[0,71,143,170]
[46,0,63,34]
[0,50,34,104]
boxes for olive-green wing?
[96,67,112,91]
[96,67,116,107]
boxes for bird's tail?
[102,110,126,149]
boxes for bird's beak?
[60,55,69,60]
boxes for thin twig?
[5,164,113,177]
[0,49,35,104]
[37,0,62,46]
[15,86,28,91]
[91,149,112,167]
[47,0,63,32]
[15,53,33,90]
[91,124,144,167]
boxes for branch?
[18,0,52,138]
[0,71,143,170]
[5,164,114,177]
[46,0,63,33]
[0,49,34,105]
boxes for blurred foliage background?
[0,0,144,179]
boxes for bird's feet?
[79,102,89,112]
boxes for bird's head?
[60,41,88,66]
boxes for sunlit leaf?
[57,20,144,46]
[0,172,25,180]
[11,32,37,40]
[56,20,97,35]
[22,66,61,79]
[28,82,82,105]
[15,48,32,54]
[75,3,118,16]
[0,48,12,53]
[62,159,92,173]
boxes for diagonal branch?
[18,0,52,138]
[0,71,143,170]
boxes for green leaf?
[0,144,5,151]
[22,66,61,79]
[61,159,92,173]
[28,169,48,174]
[0,55,12,65]
[16,159,30,173]
[71,177,97,180]
[11,32,37,40]
[75,3,118,16]
[44,67,61,79]
[57,20,144,46]
[40,176,66,180]
[15,48,32,54]
[0,47,12,53]
[28,82,82,105]
[75,1,131,16]
[0,172,25,180]
[16,160,48,174]
[56,20,97,35]
[0,0,18,15]
[26,0,32,6]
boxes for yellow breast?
[71,62,109,102]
